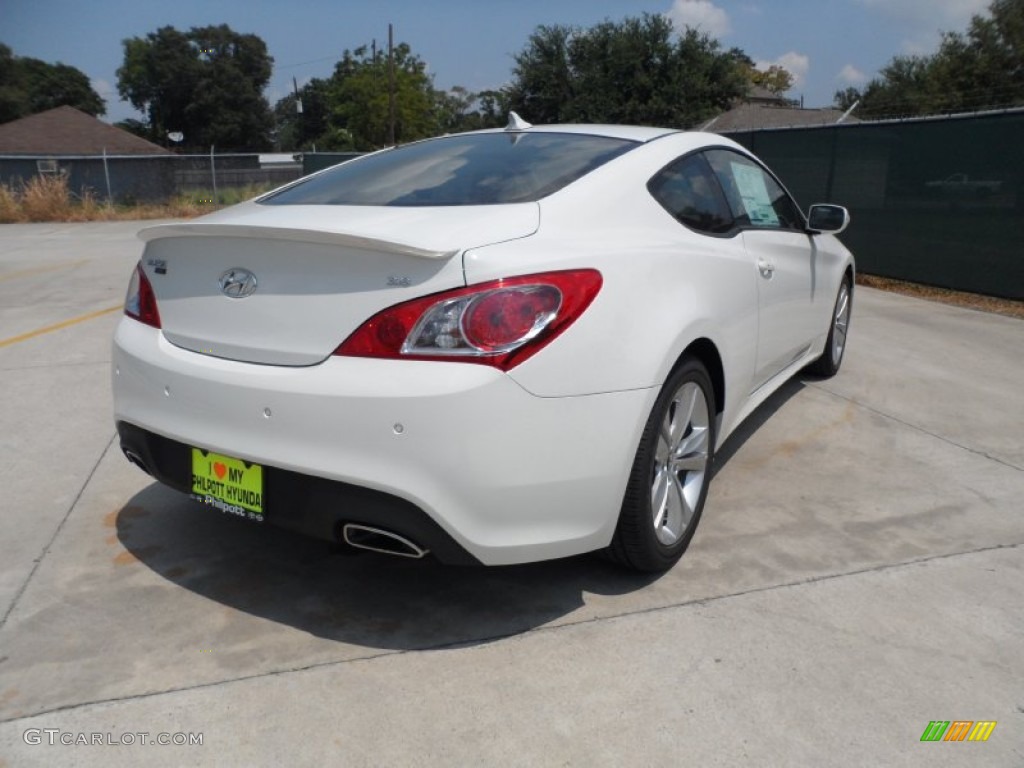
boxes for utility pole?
[372,38,379,104]
[388,23,396,146]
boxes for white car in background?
[113,117,854,571]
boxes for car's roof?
[472,123,682,143]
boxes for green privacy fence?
[725,109,1024,300]
[296,115,1022,300]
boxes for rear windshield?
[260,132,637,207]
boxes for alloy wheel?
[650,382,711,546]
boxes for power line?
[275,53,345,71]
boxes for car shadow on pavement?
[714,376,807,470]
[114,375,808,653]
[115,484,659,651]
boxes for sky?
[1,0,993,123]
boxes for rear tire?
[807,275,852,377]
[607,357,716,572]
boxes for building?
[0,105,169,155]
[0,106,175,202]
[702,87,858,132]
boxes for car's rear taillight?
[124,263,161,328]
[335,269,602,370]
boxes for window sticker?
[730,162,779,227]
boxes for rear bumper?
[112,319,655,565]
[116,421,481,565]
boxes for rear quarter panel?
[464,133,760,436]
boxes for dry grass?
[20,174,72,221]
[0,176,274,223]
[0,184,19,223]
[856,273,1024,320]
[64,188,118,222]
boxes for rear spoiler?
[139,223,459,261]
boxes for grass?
[0,183,19,223]
[856,274,1023,320]
[0,175,274,224]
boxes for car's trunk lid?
[139,202,539,366]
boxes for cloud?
[837,65,868,86]
[90,78,115,99]
[755,51,810,90]
[901,38,933,55]
[665,0,732,37]
[857,0,988,29]
[858,0,989,52]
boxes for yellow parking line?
[0,258,89,283]
[0,305,121,349]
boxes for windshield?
[261,132,637,207]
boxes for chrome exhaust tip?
[123,449,151,476]
[342,523,430,559]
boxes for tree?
[506,14,749,128]
[117,24,273,149]
[0,43,105,123]
[0,44,27,123]
[272,40,503,151]
[952,0,1024,108]
[274,77,330,150]
[432,86,509,133]
[185,25,274,150]
[114,118,151,139]
[833,87,861,111]
[321,43,438,150]
[475,89,512,127]
[672,27,751,124]
[857,0,1024,118]
[507,25,576,123]
[749,65,794,95]
[434,85,479,133]
[859,55,937,116]
[117,27,200,143]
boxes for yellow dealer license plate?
[191,448,264,519]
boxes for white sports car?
[113,117,854,571]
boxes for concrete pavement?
[0,221,1021,766]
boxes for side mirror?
[807,204,850,235]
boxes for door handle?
[758,259,775,279]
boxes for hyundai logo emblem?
[219,268,258,299]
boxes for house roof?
[703,103,859,133]
[0,106,169,155]
[746,86,796,106]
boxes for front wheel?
[607,358,716,572]
[807,275,852,377]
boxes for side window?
[647,153,735,235]
[705,149,804,231]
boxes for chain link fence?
[0,152,304,205]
